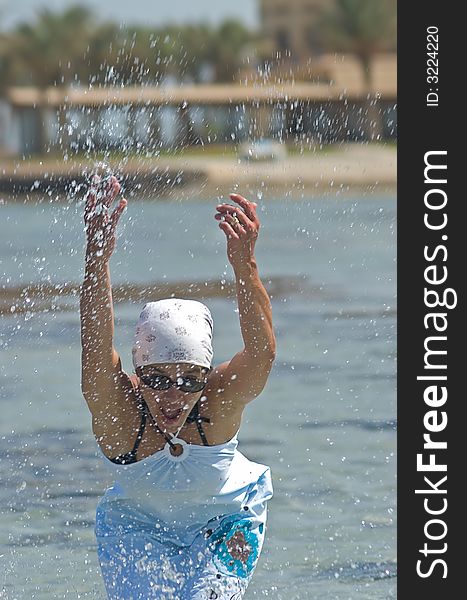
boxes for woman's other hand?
[84,175,127,263]
[215,193,260,269]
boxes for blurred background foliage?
[0,6,255,88]
[0,0,396,90]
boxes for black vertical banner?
[398,2,462,597]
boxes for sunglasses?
[139,373,208,393]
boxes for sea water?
[0,193,396,599]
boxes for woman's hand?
[215,193,260,269]
[210,192,275,409]
[84,175,127,264]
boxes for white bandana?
[132,299,214,370]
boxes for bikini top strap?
[131,394,147,455]
[186,401,211,446]
[107,394,147,464]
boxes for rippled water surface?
[0,193,396,598]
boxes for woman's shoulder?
[91,369,145,460]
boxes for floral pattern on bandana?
[132,299,213,370]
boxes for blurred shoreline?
[0,275,319,317]
[0,143,396,200]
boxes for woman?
[80,175,276,599]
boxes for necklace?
[136,387,187,456]
[144,404,186,455]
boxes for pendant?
[170,443,184,457]
[164,437,190,462]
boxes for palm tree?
[315,0,396,140]
[209,20,253,82]
[7,6,95,153]
[2,9,255,155]
[0,28,10,96]
[0,21,13,156]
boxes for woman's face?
[136,363,209,433]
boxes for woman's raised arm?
[210,193,276,405]
[80,176,127,413]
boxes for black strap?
[132,400,147,453]
[109,399,147,465]
[186,401,211,446]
